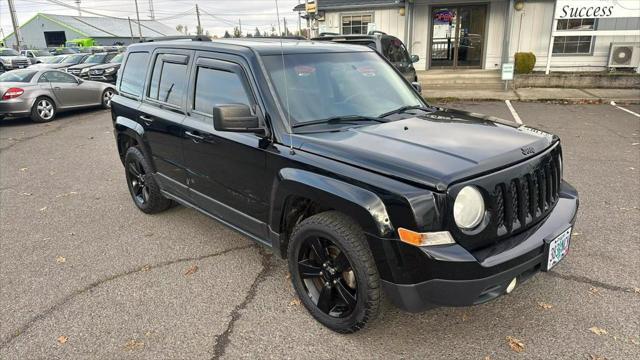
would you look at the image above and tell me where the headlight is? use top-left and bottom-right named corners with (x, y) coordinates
top-left (453, 186), bottom-right (485, 230)
top-left (0, 58), bottom-right (10, 64)
top-left (81, 67), bottom-right (89, 73)
top-left (104, 67), bottom-right (116, 73)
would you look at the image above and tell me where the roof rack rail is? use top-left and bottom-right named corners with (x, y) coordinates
top-left (318, 32), bottom-right (340, 37)
top-left (246, 36), bottom-right (307, 40)
top-left (367, 30), bottom-right (387, 36)
top-left (143, 35), bottom-right (211, 43)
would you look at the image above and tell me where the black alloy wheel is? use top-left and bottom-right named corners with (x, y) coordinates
top-left (297, 235), bottom-right (358, 317)
top-left (126, 157), bottom-right (149, 207)
top-left (123, 146), bottom-right (172, 214)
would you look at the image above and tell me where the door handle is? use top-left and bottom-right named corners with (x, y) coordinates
top-left (185, 130), bottom-right (205, 142)
top-left (139, 115), bottom-right (153, 125)
top-left (53, 86), bottom-right (61, 90)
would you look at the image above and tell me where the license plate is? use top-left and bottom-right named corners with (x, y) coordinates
top-left (545, 227), bottom-right (571, 270)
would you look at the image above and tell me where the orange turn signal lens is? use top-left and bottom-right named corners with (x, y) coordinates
top-left (398, 228), bottom-right (455, 247)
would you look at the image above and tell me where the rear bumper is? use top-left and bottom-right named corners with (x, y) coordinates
top-left (0, 99), bottom-right (32, 119)
top-left (378, 180), bottom-right (579, 312)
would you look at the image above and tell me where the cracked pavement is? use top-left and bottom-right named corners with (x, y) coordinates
top-left (0, 102), bottom-right (638, 359)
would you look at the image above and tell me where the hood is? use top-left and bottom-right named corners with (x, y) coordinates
top-left (295, 108), bottom-right (557, 190)
top-left (0, 55), bottom-right (28, 61)
top-left (88, 62), bottom-right (121, 70)
top-left (67, 63), bottom-right (97, 70)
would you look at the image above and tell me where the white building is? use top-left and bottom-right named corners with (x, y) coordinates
top-left (2, 13), bottom-right (180, 49)
top-left (295, 0), bottom-right (640, 72)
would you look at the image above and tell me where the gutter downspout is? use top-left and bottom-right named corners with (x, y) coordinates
top-left (501, 0), bottom-right (515, 65)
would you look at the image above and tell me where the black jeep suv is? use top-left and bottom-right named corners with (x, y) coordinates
top-left (313, 31), bottom-right (419, 83)
top-left (111, 38), bottom-right (578, 333)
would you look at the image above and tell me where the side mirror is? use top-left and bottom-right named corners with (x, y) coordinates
top-left (213, 104), bottom-right (262, 133)
top-left (410, 55), bottom-right (419, 63)
top-left (411, 82), bottom-right (422, 93)
top-left (77, 78), bottom-right (84, 85)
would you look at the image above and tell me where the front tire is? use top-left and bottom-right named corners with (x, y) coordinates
top-left (124, 146), bottom-right (171, 214)
top-left (288, 211), bottom-right (381, 333)
top-left (30, 97), bottom-right (56, 123)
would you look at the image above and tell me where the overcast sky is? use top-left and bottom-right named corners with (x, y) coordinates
top-left (1, 0), bottom-right (304, 40)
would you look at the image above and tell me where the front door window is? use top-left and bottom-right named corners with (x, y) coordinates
top-left (430, 5), bottom-right (486, 68)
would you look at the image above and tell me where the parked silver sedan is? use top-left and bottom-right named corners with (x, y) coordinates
top-left (0, 69), bottom-right (115, 122)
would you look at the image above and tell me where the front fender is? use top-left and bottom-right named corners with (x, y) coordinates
top-left (269, 168), bottom-right (394, 238)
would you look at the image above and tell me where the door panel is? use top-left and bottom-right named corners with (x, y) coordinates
top-left (182, 54), bottom-right (270, 239)
top-left (138, 102), bottom-right (189, 199)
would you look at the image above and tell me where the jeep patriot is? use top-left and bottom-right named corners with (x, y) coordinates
top-left (111, 38), bottom-right (579, 333)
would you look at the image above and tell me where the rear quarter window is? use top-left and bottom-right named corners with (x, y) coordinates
top-left (119, 52), bottom-right (150, 97)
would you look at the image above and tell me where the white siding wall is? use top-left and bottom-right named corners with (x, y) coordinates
top-left (510, 0), bottom-right (640, 72)
top-left (411, 0), bottom-right (507, 70)
top-left (319, 8), bottom-right (405, 41)
top-left (3, 15), bottom-right (84, 49)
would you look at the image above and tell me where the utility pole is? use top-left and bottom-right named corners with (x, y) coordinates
top-left (75, 0), bottom-right (82, 16)
top-left (283, 18), bottom-right (287, 36)
top-left (148, 0), bottom-right (155, 20)
top-left (297, 0), bottom-right (302, 36)
top-left (128, 17), bottom-right (135, 42)
top-left (7, 0), bottom-right (23, 49)
top-left (195, 4), bottom-right (202, 35)
top-left (134, 0), bottom-right (143, 41)
top-left (238, 19), bottom-right (242, 36)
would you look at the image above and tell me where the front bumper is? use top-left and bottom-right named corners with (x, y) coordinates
top-left (377, 180), bottom-right (579, 312)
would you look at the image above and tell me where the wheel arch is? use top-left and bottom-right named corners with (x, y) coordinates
top-left (270, 168), bottom-right (394, 258)
top-left (114, 116), bottom-right (154, 170)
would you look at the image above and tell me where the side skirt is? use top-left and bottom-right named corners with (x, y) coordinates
top-left (160, 190), bottom-right (274, 249)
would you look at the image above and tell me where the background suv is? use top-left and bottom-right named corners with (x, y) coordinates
top-left (313, 31), bottom-right (419, 82)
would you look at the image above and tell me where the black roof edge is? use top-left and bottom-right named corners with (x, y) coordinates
top-left (142, 35), bottom-right (211, 43)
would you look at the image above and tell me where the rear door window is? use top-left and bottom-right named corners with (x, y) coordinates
top-left (148, 54), bottom-right (189, 107)
top-left (120, 52), bottom-right (149, 97)
top-left (42, 71), bottom-right (77, 83)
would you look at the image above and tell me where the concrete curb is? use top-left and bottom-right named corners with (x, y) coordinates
top-left (423, 87), bottom-right (640, 104)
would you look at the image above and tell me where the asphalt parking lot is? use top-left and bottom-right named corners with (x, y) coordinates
top-left (0, 101), bottom-right (638, 359)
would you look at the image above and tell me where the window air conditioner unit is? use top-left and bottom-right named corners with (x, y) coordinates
top-left (607, 42), bottom-right (640, 69)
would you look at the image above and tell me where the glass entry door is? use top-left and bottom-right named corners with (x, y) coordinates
top-left (430, 4), bottom-right (487, 68)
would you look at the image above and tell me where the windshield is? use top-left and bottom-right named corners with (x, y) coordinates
top-left (43, 56), bottom-right (65, 64)
top-left (0, 70), bottom-right (37, 82)
top-left (62, 54), bottom-right (85, 63)
top-left (33, 50), bottom-right (51, 56)
top-left (110, 53), bottom-right (124, 63)
top-left (84, 54), bottom-right (107, 63)
top-left (0, 49), bottom-right (20, 56)
top-left (262, 52), bottom-right (424, 127)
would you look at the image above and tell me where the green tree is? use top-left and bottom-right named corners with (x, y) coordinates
top-left (233, 26), bottom-right (242, 38)
top-left (223, 30), bottom-right (231, 38)
top-left (254, 27), bottom-right (261, 37)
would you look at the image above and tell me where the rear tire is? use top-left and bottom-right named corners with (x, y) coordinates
top-left (288, 211), bottom-right (381, 333)
top-left (30, 97), bottom-right (56, 123)
top-left (101, 88), bottom-right (115, 109)
top-left (124, 146), bottom-right (171, 214)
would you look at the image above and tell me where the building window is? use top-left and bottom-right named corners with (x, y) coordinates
top-left (341, 14), bottom-right (372, 35)
top-left (553, 18), bottom-right (595, 55)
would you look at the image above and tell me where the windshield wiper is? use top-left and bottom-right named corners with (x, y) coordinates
top-left (292, 115), bottom-right (386, 129)
top-left (378, 105), bottom-right (433, 118)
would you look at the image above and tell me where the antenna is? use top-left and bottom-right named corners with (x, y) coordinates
top-left (274, 0), bottom-right (295, 155)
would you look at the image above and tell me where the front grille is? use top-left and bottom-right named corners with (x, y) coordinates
top-left (11, 59), bottom-right (29, 68)
top-left (446, 144), bottom-right (562, 251)
top-left (492, 152), bottom-right (561, 238)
